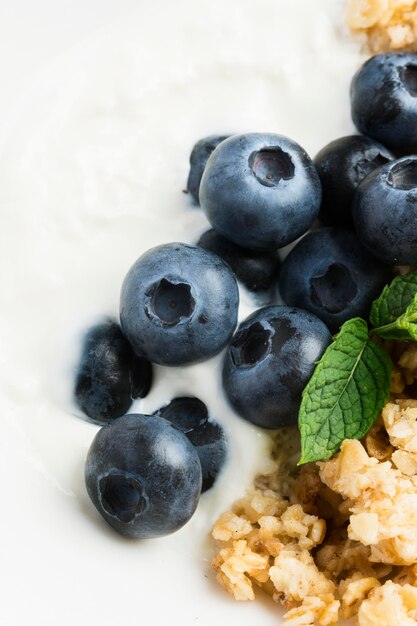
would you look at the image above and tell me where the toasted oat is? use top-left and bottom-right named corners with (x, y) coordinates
top-left (382, 401), bottom-right (417, 474)
top-left (283, 594), bottom-right (340, 626)
top-left (364, 416), bottom-right (394, 462)
top-left (347, 0), bottom-right (417, 52)
top-left (212, 539), bottom-right (270, 601)
top-left (212, 342), bottom-right (417, 624)
top-left (319, 440), bottom-right (417, 566)
top-left (357, 580), bottom-right (417, 625)
top-left (338, 573), bottom-right (380, 620)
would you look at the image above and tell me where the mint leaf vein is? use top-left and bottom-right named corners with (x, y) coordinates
top-left (298, 318), bottom-right (392, 464)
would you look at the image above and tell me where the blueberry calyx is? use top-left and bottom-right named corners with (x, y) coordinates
top-left (200, 133), bottom-right (320, 250)
top-left (222, 306), bottom-right (331, 429)
top-left (249, 147), bottom-right (295, 187)
top-left (350, 53), bottom-right (417, 152)
top-left (310, 263), bottom-right (358, 315)
top-left (399, 64), bottom-right (417, 97)
top-left (387, 159), bottom-right (417, 190)
top-left (120, 243), bottom-right (239, 365)
top-left (146, 278), bottom-right (195, 326)
top-left (230, 322), bottom-right (272, 368)
top-left (98, 470), bottom-right (149, 524)
top-left (354, 150), bottom-right (391, 181)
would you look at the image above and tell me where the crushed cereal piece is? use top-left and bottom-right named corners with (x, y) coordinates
top-left (283, 595), bottom-right (340, 626)
top-left (393, 563), bottom-right (417, 586)
top-left (364, 416), bottom-right (394, 461)
top-left (212, 539), bottom-right (270, 601)
top-left (347, 0), bottom-right (417, 52)
top-left (383, 401), bottom-right (417, 454)
top-left (269, 548), bottom-right (336, 604)
top-left (320, 440), bottom-right (417, 565)
top-left (357, 580), bottom-right (417, 625)
top-left (212, 511), bottom-right (252, 542)
top-left (392, 449), bottom-right (417, 475)
top-left (339, 574), bottom-right (380, 620)
top-left (212, 342), bottom-right (417, 623)
top-left (280, 504), bottom-right (326, 550)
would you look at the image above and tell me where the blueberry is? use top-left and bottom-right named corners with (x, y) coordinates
top-left (279, 228), bottom-right (391, 333)
top-left (187, 421), bottom-right (227, 493)
top-left (74, 320), bottom-right (153, 425)
top-left (197, 229), bottom-right (280, 296)
top-left (314, 135), bottom-right (394, 230)
top-left (353, 156), bottom-right (417, 265)
top-left (222, 306), bottom-right (331, 429)
top-left (154, 396), bottom-right (208, 433)
top-left (199, 133), bottom-right (322, 250)
top-left (187, 135), bottom-right (229, 204)
top-left (154, 396), bottom-right (227, 492)
top-left (351, 53), bottom-right (417, 153)
top-left (85, 414), bottom-right (202, 538)
top-left (120, 243), bottom-right (239, 365)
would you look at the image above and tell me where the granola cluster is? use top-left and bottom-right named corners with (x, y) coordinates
top-left (211, 343), bottom-right (417, 624)
top-left (347, 0), bottom-right (417, 52)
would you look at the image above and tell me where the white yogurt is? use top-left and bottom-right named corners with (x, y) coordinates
top-left (0, 1), bottom-right (363, 624)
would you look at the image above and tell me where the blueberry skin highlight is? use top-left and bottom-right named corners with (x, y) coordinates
top-left (120, 243), bottom-right (239, 365)
top-left (85, 414), bottom-right (202, 538)
top-left (314, 135), bottom-right (394, 230)
top-left (74, 320), bottom-right (152, 426)
top-left (279, 228), bottom-right (391, 333)
top-left (353, 156), bottom-right (417, 265)
top-left (199, 133), bottom-right (322, 251)
top-left (222, 306), bottom-right (331, 429)
top-left (351, 53), bottom-right (417, 153)
top-left (197, 229), bottom-right (280, 294)
top-left (187, 135), bottom-right (229, 205)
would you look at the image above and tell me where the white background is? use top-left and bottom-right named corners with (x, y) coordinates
top-left (0, 3), bottom-right (281, 625)
top-left (0, 2), bottom-right (355, 625)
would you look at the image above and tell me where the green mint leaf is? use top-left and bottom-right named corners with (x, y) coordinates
top-left (370, 270), bottom-right (417, 330)
top-left (298, 318), bottom-right (392, 464)
top-left (371, 293), bottom-right (417, 341)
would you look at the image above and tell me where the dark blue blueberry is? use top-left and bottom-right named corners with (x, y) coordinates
top-left (279, 228), bottom-right (391, 333)
top-left (314, 135), bottom-right (394, 230)
top-left (351, 53), bottom-right (417, 153)
top-left (85, 413), bottom-right (202, 538)
top-left (187, 135), bottom-right (229, 204)
top-left (197, 229), bottom-right (280, 296)
top-left (154, 396), bottom-right (226, 492)
top-left (131, 356), bottom-right (153, 400)
top-left (120, 243), bottom-right (239, 365)
top-left (353, 156), bottom-right (417, 265)
top-left (187, 421), bottom-right (227, 493)
top-left (154, 396), bottom-right (208, 433)
top-left (199, 133), bottom-right (322, 250)
top-left (222, 306), bottom-right (331, 429)
top-left (74, 320), bottom-right (153, 426)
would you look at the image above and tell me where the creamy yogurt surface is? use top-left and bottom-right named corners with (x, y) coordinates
top-left (0, 1), bottom-right (363, 624)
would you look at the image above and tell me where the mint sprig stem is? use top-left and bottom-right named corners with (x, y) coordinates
top-left (299, 269), bottom-right (417, 464)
